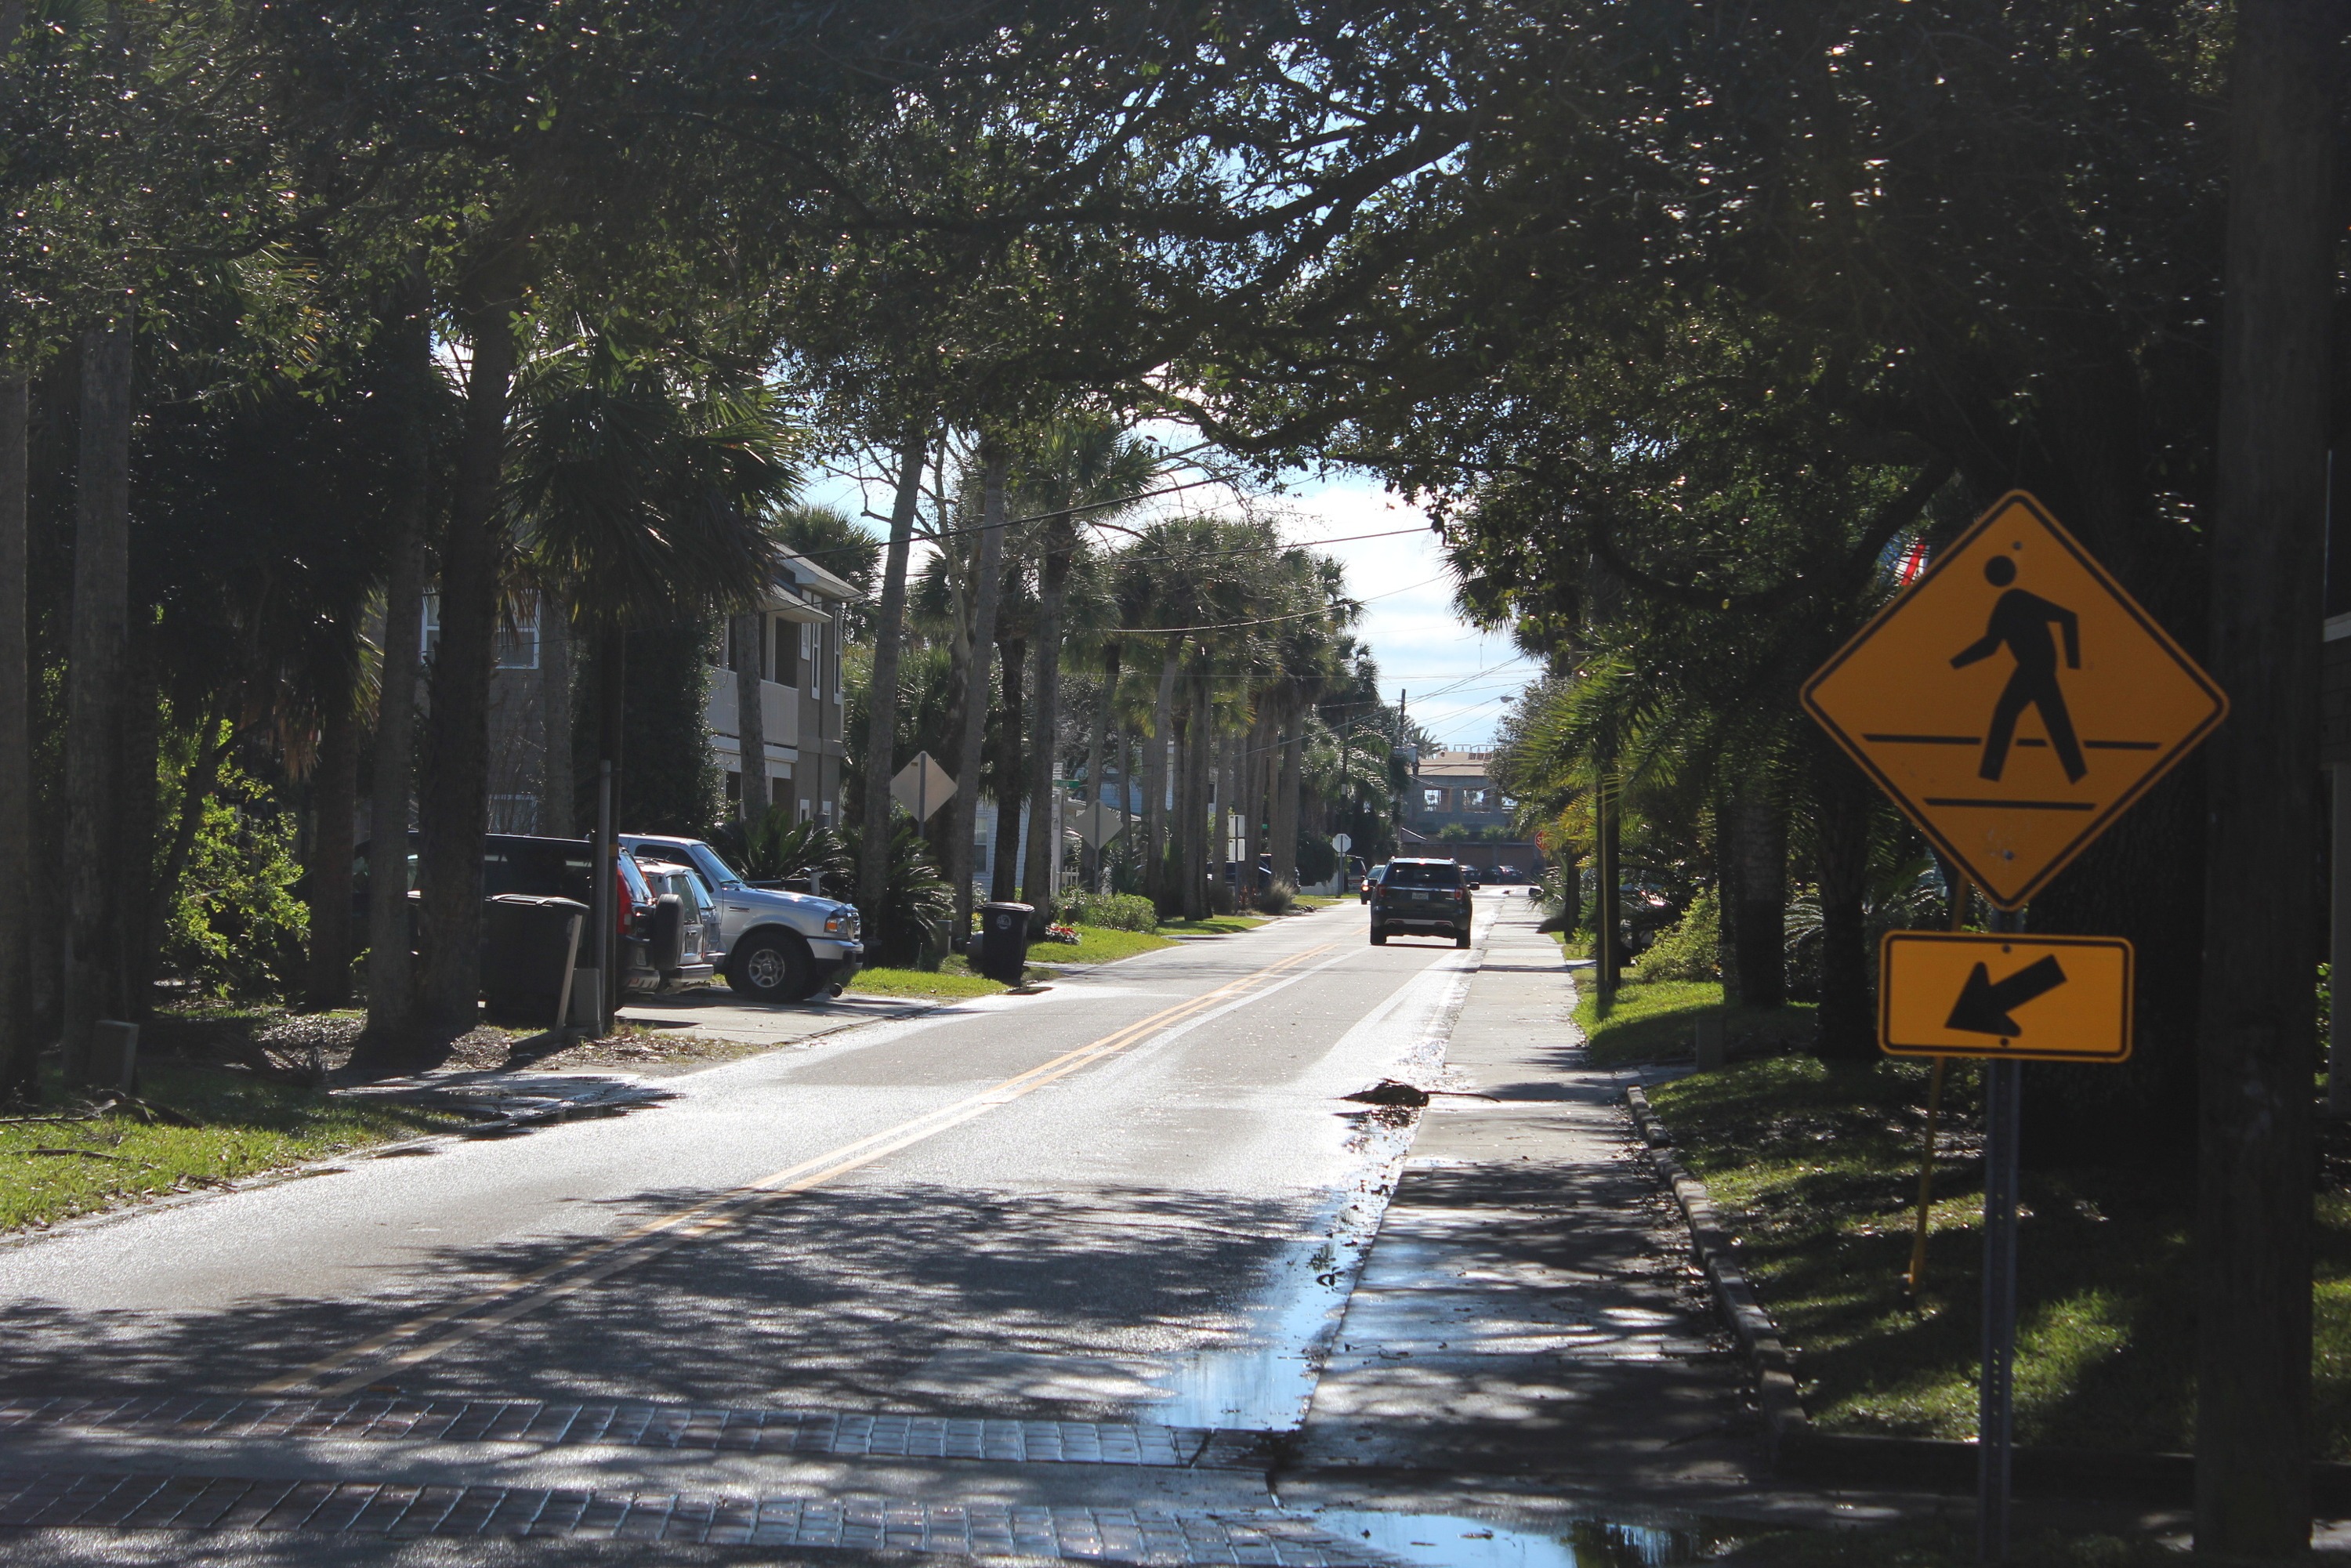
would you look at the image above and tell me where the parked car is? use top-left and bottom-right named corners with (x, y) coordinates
top-left (1368, 858), bottom-right (1473, 948)
top-left (1359, 863), bottom-right (1387, 904)
top-left (1494, 864), bottom-right (1522, 883)
top-left (621, 833), bottom-right (864, 1003)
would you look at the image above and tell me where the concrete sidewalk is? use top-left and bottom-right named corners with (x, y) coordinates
top-left (1293, 904), bottom-right (1769, 1515)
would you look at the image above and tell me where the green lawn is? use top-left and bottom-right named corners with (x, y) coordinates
top-left (1029, 925), bottom-right (1177, 966)
top-left (1648, 1056), bottom-right (2351, 1458)
top-left (1573, 975), bottom-right (1817, 1067)
top-left (847, 966), bottom-right (1007, 1001)
top-left (1157, 915), bottom-right (1268, 936)
top-left (0, 1063), bottom-right (468, 1233)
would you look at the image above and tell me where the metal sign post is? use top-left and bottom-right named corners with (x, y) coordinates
top-left (1980, 1031), bottom-right (2022, 1561)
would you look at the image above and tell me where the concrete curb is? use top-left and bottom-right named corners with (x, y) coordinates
top-left (1623, 1084), bottom-right (1809, 1465)
top-left (1626, 1084), bottom-right (2351, 1508)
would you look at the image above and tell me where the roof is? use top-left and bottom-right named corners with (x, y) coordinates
top-left (777, 550), bottom-right (862, 603)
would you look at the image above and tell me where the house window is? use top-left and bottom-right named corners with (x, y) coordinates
top-left (1423, 788), bottom-right (1448, 810)
top-left (1464, 788), bottom-right (1491, 809)
top-left (773, 617), bottom-right (801, 689)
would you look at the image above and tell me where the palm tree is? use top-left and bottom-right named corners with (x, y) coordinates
top-left (1010, 418), bottom-right (1161, 928)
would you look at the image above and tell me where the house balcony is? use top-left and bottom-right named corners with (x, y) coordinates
top-left (705, 670), bottom-right (800, 768)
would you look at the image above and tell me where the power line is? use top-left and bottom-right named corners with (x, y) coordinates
top-left (1105, 574), bottom-right (1446, 636)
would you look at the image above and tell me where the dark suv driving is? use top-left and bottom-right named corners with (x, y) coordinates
top-left (1369, 857), bottom-right (1473, 948)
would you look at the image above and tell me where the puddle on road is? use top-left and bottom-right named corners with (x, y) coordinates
top-left (1147, 1076), bottom-right (1429, 1430)
top-left (1302, 1508), bottom-right (1733, 1568)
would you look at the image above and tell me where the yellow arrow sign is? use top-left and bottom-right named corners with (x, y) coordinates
top-left (1878, 932), bottom-right (2133, 1063)
top-left (1802, 492), bottom-right (2225, 910)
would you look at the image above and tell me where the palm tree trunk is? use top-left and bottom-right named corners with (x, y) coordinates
top-left (731, 609), bottom-right (766, 824)
top-left (857, 433), bottom-right (926, 926)
top-left (416, 279), bottom-right (523, 1041)
top-left (1243, 702), bottom-right (1272, 882)
top-left (63, 324), bottom-right (132, 1086)
top-left (991, 636), bottom-right (1027, 905)
top-left (0, 369), bottom-right (30, 1102)
top-left (943, 450), bottom-right (1008, 938)
top-left (1270, 692), bottom-right (1303, 893)
top-left (1021, 515), bottom-right (1076, 927)
top-left (1181, 671), bottom-right (1211, 920)
top-left (1143, 641), bottom-right (1179, 911)
top-left (360, 302), bottom-right (430, 1052)
top-left (303, 701), bottom-right (360, 1009)
top-left (1112, 725), bottom-right (1133, 893)
top-left (540, 598), bottom-right (573, 836)
top-left (1079, 645), bottom-right (1119, 892)
top-left (1221, 727), bottom-right (1241, 895)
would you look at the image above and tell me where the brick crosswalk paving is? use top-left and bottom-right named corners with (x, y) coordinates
top-left (0, 1392), bottom-right (1267, 1470)
top-left (0, 1470), bottom-right (1378, 1565)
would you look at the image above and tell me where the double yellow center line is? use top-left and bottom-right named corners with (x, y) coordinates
top-left (260, 941), bottom-right (1339, 1397)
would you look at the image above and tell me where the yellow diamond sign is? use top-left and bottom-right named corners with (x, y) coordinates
top-left (1802, 491), bottom-right (2226, 910)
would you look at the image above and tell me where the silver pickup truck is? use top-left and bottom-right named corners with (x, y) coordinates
top-left (621, 834), bottom-right (863, 1002)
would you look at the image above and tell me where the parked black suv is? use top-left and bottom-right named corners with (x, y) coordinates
top-left (1368, 858), bottom-right (1473, 948)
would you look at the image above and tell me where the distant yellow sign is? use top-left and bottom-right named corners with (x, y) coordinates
top-left (1879, 932), bottom-right (2133, 1063)
top-left (1802, 492), bottom-right (2226, 910)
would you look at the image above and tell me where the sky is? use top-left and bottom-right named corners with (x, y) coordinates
top-left (801, 455), bottom-right (1544, 753)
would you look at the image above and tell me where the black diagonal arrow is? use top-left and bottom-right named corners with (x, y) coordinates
top-left (1944, 954), bottom-right (2068, 1037)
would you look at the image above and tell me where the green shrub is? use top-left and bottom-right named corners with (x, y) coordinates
top-left (163, 764), bottom-right (309, 1001)
top-left (712, 813), bottom-right (848, 891)
top-left (1254, 879), bottom-right (1295, 915)
top-left (839, 820), bottom-right (955, 967)
top-left (1635, 889), bottom-right (1720, 983)
top-left (1058, 889), bottom-right (1157, 932)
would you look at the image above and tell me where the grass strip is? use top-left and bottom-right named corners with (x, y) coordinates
top-left (1029, 925), bottom-right (1179, 966)
top-left (1157, 916), bottom-right (1268, 936)
top-left (0, 1063), bottom-right (469, 1233)
top-left (1647, 1056), bottom-right (2351, 1458)
top-left (1573, 975), bottom-right (1817, 1067)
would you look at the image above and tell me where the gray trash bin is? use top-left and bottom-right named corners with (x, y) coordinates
top-left (976, 901), bottom-right (1034, 986)
top-left (481, 894), bottom-right (589, 1022)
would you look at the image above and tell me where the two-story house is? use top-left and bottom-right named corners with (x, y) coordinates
top-left (459, 548), bottom-right (862, 838)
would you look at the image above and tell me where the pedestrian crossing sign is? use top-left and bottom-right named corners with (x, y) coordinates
top-left (1802, 491), bottom-right (2226, 910)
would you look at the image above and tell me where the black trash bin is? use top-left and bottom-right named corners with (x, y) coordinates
top-left (976, 901), bottom-right (1034, 986)
top-left (481, 894), bottom-right (589, 1022)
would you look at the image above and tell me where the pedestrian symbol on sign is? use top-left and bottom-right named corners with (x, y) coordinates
top-left (1949, 555), bottom-right (2085, 784)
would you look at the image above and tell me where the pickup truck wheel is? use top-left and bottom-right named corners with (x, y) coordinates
top-left (728, 930), bottom-right (815, 1003)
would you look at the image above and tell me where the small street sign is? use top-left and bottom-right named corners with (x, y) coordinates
top-left (1879, 932), bottom-right (2134, 1063)
top-left (889, 752), bottom-right (956, 823)
top-left (1802, 491), bottom-right (2226, 910)
top-left (1068, 801), bottom-right (1128, 849)
top-left (1331, 832), bottom-right (1353, 853)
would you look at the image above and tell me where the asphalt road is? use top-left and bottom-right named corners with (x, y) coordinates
top-left (0, 902), bottom-right (1480, 1432)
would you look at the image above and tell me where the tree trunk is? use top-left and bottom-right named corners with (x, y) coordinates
top-left (1220, 726), bottom-right (1241, 893)
top-left (540, 597), bottom-right (573, 837)
top-left (1729, 791), bottom-right (1788, 1008)
top-left (857, 433), bottom-right (926, 927)
top-left (1271, 692), bottom-right (1304, 892)
top-left (359, 299), bottom-right (430, 1056)
top-left (63, 324), bottom-right (131, 1086)
top-left (1022, 514), bottom-right (1076, 928)
top-left (594, 623), bottom-right (625, 1017)
top-left (1143, 641), bottom-right (1179, 911)
top-left (1079, 645), bottom-right (1119, 893)
top-left (1808, 738), bottom-right (1874, 1062)
top-left (415, 281), bottom-right (522, 1041)
top-left (943, 450), bottom-right (1007, 938)
top-left (1179, 675), bottom-right (1208, 920)
top-left (1595, 775), bottom-right (1619, 1005)
top-left (1715, 801), bottom-right (1743, 1001)
top-left (303, 701), bottom-right (360, 1009)
top-left (1112, 725), bottom-right (1133, 893)
top-left (731, 608), bottom-right (766, 825)
top-left (991, 637), bottom-right (1027, 906)
top-left (1243, 702), bottom-right (1272, 883)
top-left (114, 625), bottom-right (160, 1020)
top-left (2193, 2), bottom-right (2336, 1549)
top-left (0, 370), bottom-right (29, 1102)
